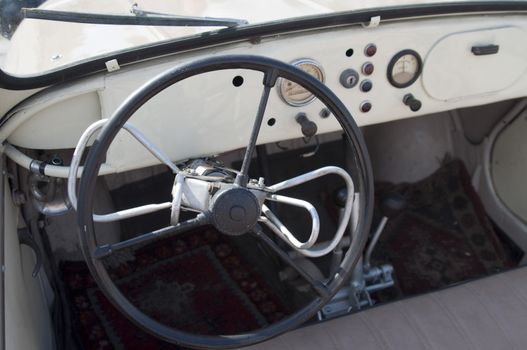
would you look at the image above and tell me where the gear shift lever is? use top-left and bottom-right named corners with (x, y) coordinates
top-left (363, 193), bottom-right (406, 271)
top-left (380, 193), bottom-right (407, 219)
top-left (322, 191), bottom-right (405, 317)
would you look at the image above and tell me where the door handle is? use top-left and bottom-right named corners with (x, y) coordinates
top-left (471, 44), bottom-right (499, 56)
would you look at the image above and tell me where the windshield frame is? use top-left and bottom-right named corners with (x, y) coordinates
top-left (1, 1), bottom-right (526, 90)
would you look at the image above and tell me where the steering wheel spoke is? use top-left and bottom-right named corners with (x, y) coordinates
top-left (251, 225), bottom-right (330, 298)
top-left (123, 123), bottom-right (180, 173)
top-left (92, 213), bottom-right (209, 259)
top-left (235, 68), bottom-right (279, 187)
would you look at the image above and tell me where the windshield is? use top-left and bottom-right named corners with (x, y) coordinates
top-left (0, 0), bottom-right (499, 77)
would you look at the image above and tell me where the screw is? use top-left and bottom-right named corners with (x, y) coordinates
top-left (319, 108), bottom-right (330, 119)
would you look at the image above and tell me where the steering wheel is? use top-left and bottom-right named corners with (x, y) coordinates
top-left (76, 55), bottom-right (374, 349)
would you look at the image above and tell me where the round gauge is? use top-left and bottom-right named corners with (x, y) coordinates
top-left (279, 58), bottom-right (324, 107)
top-left (387, 50), bottom-right (423, 88)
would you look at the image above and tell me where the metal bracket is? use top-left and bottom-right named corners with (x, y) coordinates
top-left (362, 15), bottom-right (381, 28)
top-left (320, 263), bottom-right (394, 320)
top-left (105, 59), bottom-right (120, 72)
top-left (17, 228), bottom-right (42, 278)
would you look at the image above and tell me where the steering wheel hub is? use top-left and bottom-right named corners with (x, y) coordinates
top-left (211, 187), bottom-right (260, 235)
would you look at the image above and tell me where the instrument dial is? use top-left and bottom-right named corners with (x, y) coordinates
top-left (387, 50), bottom-right (422, 88)
top-left (279, 59), bottom-right (324, 107)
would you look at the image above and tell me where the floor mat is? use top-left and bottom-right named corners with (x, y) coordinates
top-left (372, 159), bottom-right (514, 298)
top-left (61, 229), bottom-right (288, 350)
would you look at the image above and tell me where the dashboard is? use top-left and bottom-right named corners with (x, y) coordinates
top-left (2, 14), bottom-right (527, 174)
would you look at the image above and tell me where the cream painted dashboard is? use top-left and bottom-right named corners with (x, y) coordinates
top-left (2, 14), bottom-right (527, 174)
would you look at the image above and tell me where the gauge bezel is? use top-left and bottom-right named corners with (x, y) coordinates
top-left (278, 58), bottom-right (325, 107)
top-left (387, 49), bottom-right (423, 89)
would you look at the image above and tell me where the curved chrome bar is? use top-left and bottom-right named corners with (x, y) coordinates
top-left (68, 119), bottom-right (105, 211)
top-left (68, 119), bottom-right (180, 222)
top-left (94, 203), bottom-right (173, 223)
top-left (260, 196), bottom-right (320, 249)
top-left (170, 173), bottom-right (185, 225)
top-left (263, 166), bottom-right (355, 258)
top-left (268, 166), bottom-right (351, 192)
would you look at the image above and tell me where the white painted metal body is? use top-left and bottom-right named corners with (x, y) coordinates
top-left (2, 0), bottom-right (464, 76)
top-left (3, 15), bottom-right (527, 176)
top-left (1, 2), bottom-right (527, 350)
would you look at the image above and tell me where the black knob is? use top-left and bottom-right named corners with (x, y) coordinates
top-left (403, 94), bottom-right (422, 112)
top-left (295, 113), bottom-right (318, 138)
top-left (380, 193), bottom-right (406, 219)
top-left (334, 187), bottom-right (348, 208)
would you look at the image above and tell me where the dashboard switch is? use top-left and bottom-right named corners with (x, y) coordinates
top-left (365, 44), bottom-right (377, 57)
top-left (362, 62), bottom-right (374, 75)
top-left (360, 80), bottom-right (372, 92)
top-left (403, 94), bottom-right (422, 112)
top-left (340, 69), bottom-right (359, 88)
top-left (360, 101), bottom-right (372, 113)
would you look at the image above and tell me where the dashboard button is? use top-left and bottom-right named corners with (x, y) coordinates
top-left (360, 80), bottom-right (373, 92)
top-left (362, 62), bottom-right (374, 75)
top-left (360, 101), bottom-right (372, 113)
top-left (365, 44), bottom-right (377, 57)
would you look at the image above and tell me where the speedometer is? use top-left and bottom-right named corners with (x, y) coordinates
top-left (278, 58), bottom-right (324, 107)
top-left (387, 50), bottom-right (422, 88)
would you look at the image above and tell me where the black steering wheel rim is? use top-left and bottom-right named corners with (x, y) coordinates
top-left (77, 54), bottom-right (374, 349)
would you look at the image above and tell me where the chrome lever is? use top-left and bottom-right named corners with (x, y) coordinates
top-left (260, 197), bottom-right (320, 250)
top-left (262, 166), bottom-right (356, 258)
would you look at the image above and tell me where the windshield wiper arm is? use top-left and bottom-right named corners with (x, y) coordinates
top-left (21, 7), bottom-right (248, 28)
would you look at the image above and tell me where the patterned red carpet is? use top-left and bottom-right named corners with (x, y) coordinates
top-left (372, 160), bottom-right (514, 297)
top-left (62, 158), bottom-right (516, 348)
top-left (61, 229), bottom-right (288, 350)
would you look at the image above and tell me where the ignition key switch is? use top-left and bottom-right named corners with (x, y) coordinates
top-left (340, 69), bottom-right (360, 89)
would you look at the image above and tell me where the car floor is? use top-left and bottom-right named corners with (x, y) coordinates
top-left (362, 109), bottom-right (521, 299)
